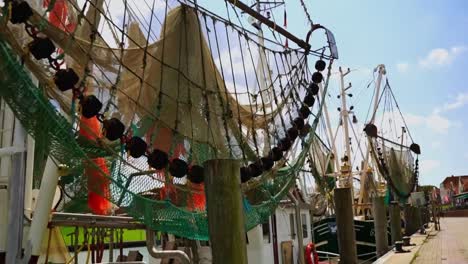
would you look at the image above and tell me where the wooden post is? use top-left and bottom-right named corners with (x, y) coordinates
top-left (204, 159), bottom-right (247, 264)
top-left (372, 196), bottom-right (388, 256)
top-left (403, 203), bottom-right (412, 236)
top-left (389, 201), bottom-right (402, 244)
top-left (415, 207), bottom-right (422, 230)
top-left (334, 187), bottom-right (357, 264)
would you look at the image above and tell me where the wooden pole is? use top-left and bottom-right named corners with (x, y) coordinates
top-left (204, 159), bottom-right (247, 264)
top-left (372, 196), bottom-right (388, 256)
top-left (334, 187), bottom-right (357, 264)
top-left (389, 201), bottom-right (402, 244)
top-left (403, 203), bottom-right (411, 236)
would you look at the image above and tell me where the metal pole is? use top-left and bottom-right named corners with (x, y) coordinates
top-left (204, 159), bottom-right (247, 264)
top-left (146, 228), bottom-right (190, 264)
top-left (5, 118), bottom-right (26, 264)
top-left (25, 158), bottom-right (60, 263)
top-left (5, 152), bottom-right (26, 264)
top-left (0, 103), bottom-right (14, 261)
top-left (24, 135), bottom-right (35, 220)
top-left (334, 187), bottom-right (357, 264)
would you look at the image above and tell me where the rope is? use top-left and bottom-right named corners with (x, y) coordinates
top-left (298, 0), bottom-right (313, 26)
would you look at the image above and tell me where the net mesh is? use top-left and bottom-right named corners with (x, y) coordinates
top-left (370, 138), bottom-right (416, 199)
top-left (0, 0), bottom-right (334, 240)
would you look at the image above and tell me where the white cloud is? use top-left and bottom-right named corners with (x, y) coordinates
top-left (396, 62), bottom-right (409, 73)
top-left (420, 159), bottom-right (441, 174)
top-left (434, 92), bottom-right (468, 114)
top-left (426, 113), bottom-right (451, 134)
top-left (378, 111), bottom-right (452, 135)
top-left (419, 46), bottom-right (467, 68)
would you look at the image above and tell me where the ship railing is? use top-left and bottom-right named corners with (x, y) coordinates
top-left (316, 250), bottom-right (340, 262)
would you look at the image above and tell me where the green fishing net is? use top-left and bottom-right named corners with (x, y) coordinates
top-left (0, 37), bottom-right (329, 240)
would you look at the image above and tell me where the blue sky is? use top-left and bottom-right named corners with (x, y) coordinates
top-left (195, 0), bottom-right (468, 186)
top-left (299, 0), bottom-right (468, 187)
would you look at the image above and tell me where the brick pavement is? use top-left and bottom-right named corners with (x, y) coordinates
top-left (412, 217), bottom-right (468, 264)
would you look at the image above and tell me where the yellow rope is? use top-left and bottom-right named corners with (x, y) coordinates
top-left (65, 233), bottom-right (89, 264)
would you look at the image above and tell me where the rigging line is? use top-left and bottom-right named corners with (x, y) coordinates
top-left (103, 0), bottom-right (121, 45)
top-left (262, 46), bottom-right (286, 148)
top-left (70, 0), bottom-right (300, 100)
top-left (105, 0), bottom-right (128, 114)
top-left (375, 135), bottom-right (410, 150)
top-left (267, 7), bottom-right (284, 48)
top-left (63, 1), bottom-right (217, 94)
top-left (255, 42), bottom-right (276, 154)
top-left (274, 53), bottom-right (295, 127)
top-left (389, 88), bottom-right (399, 140)
top-left (39, 2), bottom-right (310, 158)
top-left (281, 51), bottom-right (304, 113)
top-left (361, 70), bottom-right (377, 123)
top-left (386, 79), bottom-right (414, 142)
top-left (173, 6), bottom-right (184, 133)
top-left (212, 18), bottom-right (247, 160)
top-left (256, 58), bottom-right (274, 154)
top-left (141, 0), bottom-right (165, 26)
top-left (191, 0), bottom-right (311, 54)
top-left (235, 25), bottom-right (261, 156)
top-left (348, 116), bottom-right (366, 167)
top-left (196, 0), bottom-right (293, 50)
top-left (298, 0), bottom-right (313, 26)
top-left (194, 11), bottom-right (223, 157)
top-left (202, 14), bottom-right (233, 156)
top-left (268, 54), bottom-right (287, 136)
top-left (130, 0), bottom-right (159, 126)
top-left (126, 4), bottom-right (159, 41)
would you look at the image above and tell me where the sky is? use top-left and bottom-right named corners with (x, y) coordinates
top-left (193, 0), bottom-right (468, 187)
top-left (302, 1), bottom-right (468, 187)
top-left (87, 0), bottom-right (468, 187)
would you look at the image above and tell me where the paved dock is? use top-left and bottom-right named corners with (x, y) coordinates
top-left (412, 217), bottom-right (468, 264)
top-left (374, 217), bottom-right (468, 264)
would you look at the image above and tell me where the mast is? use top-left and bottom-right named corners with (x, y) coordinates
top-left (320, 83), bottom-right (340, 172)
top-left (363, 64), bottom-right (385, 183)
top-left (338, 67), bottom-right (352, 188)
top-left (357, 65), bottom-right (385, 214)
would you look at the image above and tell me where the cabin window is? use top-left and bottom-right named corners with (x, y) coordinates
top-left (301, 214), bottom-right (308, 238)
top-left (289, 213), bottom-right (296, 239)
top-left (262, 219), bottom-right (271, 243)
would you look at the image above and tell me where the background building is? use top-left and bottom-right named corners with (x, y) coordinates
top-left (439, 175), bottom-right (468, 204)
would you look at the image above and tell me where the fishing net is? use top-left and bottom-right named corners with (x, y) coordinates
top-left (367, 80), bottom-right (419, 199)
top-left (0, 0), bottom-right (336, 240)
top-left (370, 139), bottom-right (416, 199)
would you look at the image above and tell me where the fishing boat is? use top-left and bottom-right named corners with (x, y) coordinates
top-left (0, 0), bottom-right (421, 263)
top-left (0, 0), bottom-right (342, 263)
top-left (310, 64), bottom-right (421, 262)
